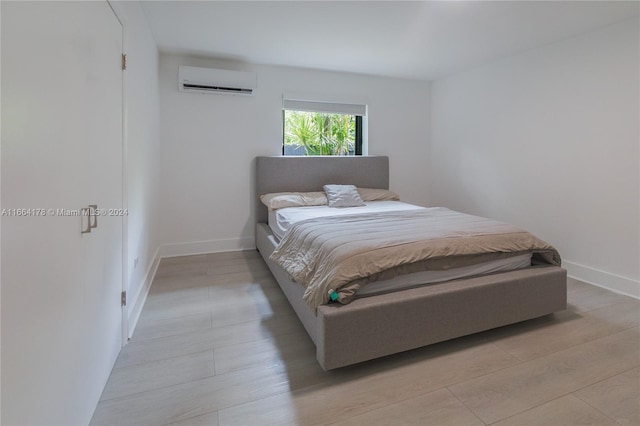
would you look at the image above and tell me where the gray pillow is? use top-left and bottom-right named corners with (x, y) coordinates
top-left (323, 184), bottom-right (366, 208)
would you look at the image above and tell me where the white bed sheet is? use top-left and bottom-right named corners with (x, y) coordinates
top-left (266, 201), bottom-right (533, 298)
top-left (268, 201), bottom-right (425, 240)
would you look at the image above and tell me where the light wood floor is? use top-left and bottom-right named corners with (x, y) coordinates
top-left (92, 250), bottom-right (640, 426)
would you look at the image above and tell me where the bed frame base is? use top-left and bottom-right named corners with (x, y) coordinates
top-left (256, 223), bottom-right (567, 370)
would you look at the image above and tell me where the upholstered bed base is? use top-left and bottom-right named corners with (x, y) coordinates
top-left (256, 223), bottom-right (566, 370)
top-left (254, 156), bottom-right (567, 370)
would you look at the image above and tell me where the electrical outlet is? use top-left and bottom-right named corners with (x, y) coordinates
top-left (134, 257), bottom-right (139, 269)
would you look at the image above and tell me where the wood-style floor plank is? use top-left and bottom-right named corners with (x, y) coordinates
top-left (141, 280), bottom-right (285, 322)
top-left (489, 299), bottom-right (640, 361)
top-left (574, 367), bottom-right (640, 425)
top-left (100, 350), bottom-right (215, 401)
top-left (214, 331), bottom-right (315, 375)
top-left (217, 340), bottom-right (520, 426)
top-left (168, 411), bottom-right (220, 426)
top-left (92, 358), bottom-right (317, 425)
top-left (134, 311), bottom-right (213, 342)
top-left (114, 312), bottom-right (303, 369)
top-left (567, 281), bottom-right (633, 313)
top-left (492, 394), bottom-right (617, 426)
top-left (329, 388), bottom-right (484, 426)
top-left (92, 250), bottom-right (640, 426)
top-left (448, 327), bottom-right (640, 424)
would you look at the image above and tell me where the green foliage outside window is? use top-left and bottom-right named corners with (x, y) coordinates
top-left (284, 111), bottom-right (355, 155)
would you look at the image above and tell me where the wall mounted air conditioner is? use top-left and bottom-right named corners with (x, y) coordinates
top-left (178, 66), bottom-right (257, 96)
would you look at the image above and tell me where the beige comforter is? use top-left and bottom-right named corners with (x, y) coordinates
top-left (269, 207), bottom-right (561, 309)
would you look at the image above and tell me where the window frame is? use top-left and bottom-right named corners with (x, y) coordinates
top-left (355, 115), bottom-right (363, 156)
top-left (282, 97), bottom-right (367, 157)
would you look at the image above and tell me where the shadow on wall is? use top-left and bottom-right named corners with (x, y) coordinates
top-left (246, 157), bottom-right (260, 250)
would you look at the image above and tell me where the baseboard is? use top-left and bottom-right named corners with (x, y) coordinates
top-left (127, 246), bottom-right (161, 338)
top-left (563, 260), bottom-right (639, 299)
top-left (158, 236), bottom-right (255, 258)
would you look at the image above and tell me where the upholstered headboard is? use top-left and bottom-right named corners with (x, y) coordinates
top-left (255, 156), bottom-right (389, 223)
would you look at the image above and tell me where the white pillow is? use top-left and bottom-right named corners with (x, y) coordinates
top-left (260, 192), bottom-right (328, 210)
top-left (323, 184), bottom-right (366, 208)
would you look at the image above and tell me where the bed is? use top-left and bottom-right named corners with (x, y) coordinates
top-left (255, 155), bottom-right (567, 370)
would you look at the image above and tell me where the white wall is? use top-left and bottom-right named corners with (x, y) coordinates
top-left (430, 18), bottom-right (640, 297)
top-left (157, 54), bottom-right (430, 255)
top-left (111, 1), bottom-right (162, 335)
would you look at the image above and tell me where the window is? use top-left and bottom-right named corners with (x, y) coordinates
top-left (282, 98), bottom-right (366, 156)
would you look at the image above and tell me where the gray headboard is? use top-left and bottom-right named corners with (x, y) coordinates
top-left (255, 156), bottom-right (389, 223)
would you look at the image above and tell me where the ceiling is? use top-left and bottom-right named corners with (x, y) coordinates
top-left (141, 1), bottom-right (639, 81)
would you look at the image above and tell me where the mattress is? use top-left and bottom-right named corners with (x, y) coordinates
top-left (268, 201), bottom-right (424, 240)
top-left (264, 201), bottom-right (533, 299)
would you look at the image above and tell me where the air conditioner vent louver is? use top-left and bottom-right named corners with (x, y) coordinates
top-left (178, 66), bottom-right (256, 96)
top-left (182, 84), bottom-right (253, 95)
